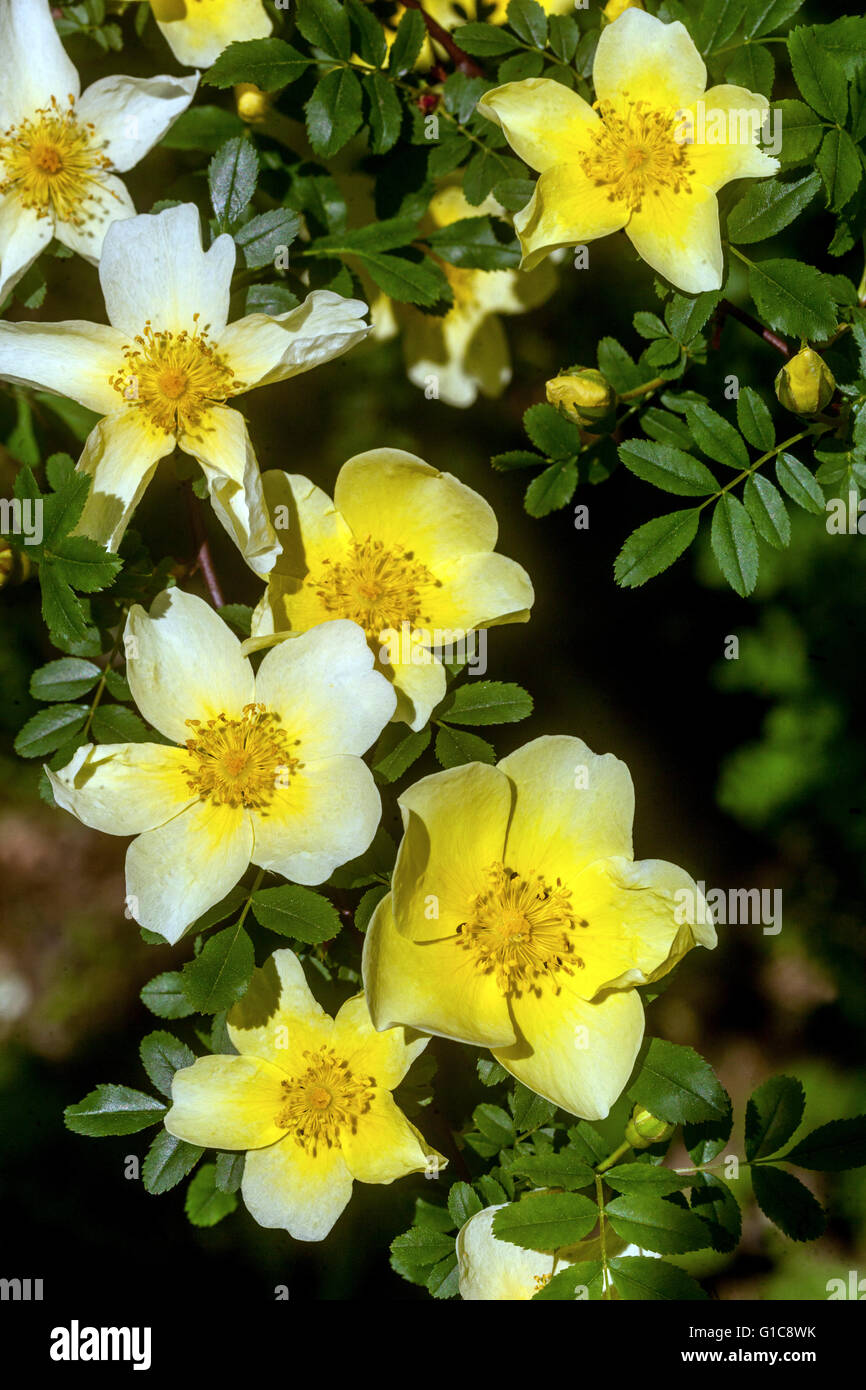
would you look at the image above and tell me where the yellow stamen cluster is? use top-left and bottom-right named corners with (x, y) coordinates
top-left (581, 100), bottom-right (694, 212)
top-left (110, 316), bottom-right (242, 436)
top-left (184, 703), bottom-right (299, 810)
top-left (315, 536), bottom-right (441, 641)
top-left (458, 862), bottom-right (587, 995)
top-left (0, 96), bottom-right (114, 228)
top-left (275, 1047), bottom-right (376, 1155)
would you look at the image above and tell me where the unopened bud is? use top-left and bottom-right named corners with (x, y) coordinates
top-left (624, 1105), bottom-right (675, 1149)
top-left (775, 347), bottom-right (835, 415)
top-left (235, 84), bottom-right (272, 124)
top-left (0, 543), bottom-right (30, 588)
top-left (546, 366), bottom-right (617, 429)
top-left (603, 0), bottom-right (645, 23)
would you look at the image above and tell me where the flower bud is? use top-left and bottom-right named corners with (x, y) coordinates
top-left (775, 347), bottom-right (836, 415)
top-left (603, 0), bottom-right (645, 23)
top-left (0, 543), bottom-right (31, 588)
top-left (624, 1105), bottom-right (675, 1149)
top-left (546, 367), bottom-right (617, 429)
top-left (235, 84), bottom-right (272, 124)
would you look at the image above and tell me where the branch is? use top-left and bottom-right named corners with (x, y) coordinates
top-left (401, 0), bottom-right (484, 78)
top-left (184, 482), bottom-right (225, 609)
top-left (712, 298), bottom-right (791, 358)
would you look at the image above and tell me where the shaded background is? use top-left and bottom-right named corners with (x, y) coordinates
top-left (1, 4), bottom-right (865, 1303)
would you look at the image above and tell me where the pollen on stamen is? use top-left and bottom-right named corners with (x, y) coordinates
top-left (0, 95), bottom-right (115, 229)
top-left (109, 321), bottom-right (244, 436)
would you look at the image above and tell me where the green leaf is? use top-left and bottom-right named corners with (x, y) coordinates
top-left (91, 706), bottom-right (151, 744)
top-left (462, 147), bottom-right (525, 207)
top-left (181, 923), bottom-right (255, 1013)
top-left (788, 26), bottom-right (847, 123)
top-left (492, 1192), bottom-right (599, 1251)
top-left (142, 1130), bottom-right (203, 1195)
top-left (347, 0), bottom-right (387, 66)
top-left (532, 1260), bottom-right (606, 1300)
top-left (252, 884), bottom-right (342, 943)
top-left (49, 535), bottom-right (123, 593)
top-left (245, 283), bottom-right (300, 316)
top-left (630, 1039), bottom-right (730, 1125)
top-left (14, 703), bottom-right (87, 758)
top-left (372, 723), bottom-right (431, 782)
top-left (40, 566), bottom-right (90, 645)
top-left (737, 386), bottom-right (775, 451)
top-left (775, 451), bottom-right (825, 513)
top-left (605, 1193), bottom-right (711, 1254)
top-left (452, 22), bottom-right (520, 56)
top-left (161, 105), bottom-right (245, 151)
top-left (295, 0), bottom-right (351, 59)
top-left (685, 402), bottom-right (750, 469)
top-left (510, 1082), bottom-right (556, 1130)
top-left (724, 42), bottom-right (774, 95)
top-left (185, 1163), bottom-right (238, 1227)
top-left (691, 1171), bottom-right (742, 1252)
top-left (140, 1031), bottom-right (196, 1099)
top-left (603, 1164), bottom-right (692, 1196)
top-left (448, 1182), bottom-right (483, 1226)
top-left (208, 137), bottom-right (257, 228)
top-left (234, 209), bottom-right (300, 268)
top-left (41, 472), bottom-right (91, 545)
top-left (525, 460), bottom-right (578, 516)
top-left (473, 1102), bottom-right (515, 1148)
top-left (784, 1116), bottom-right (866, 1170)
top-left (665, 292), bottom-right (721, 344)
top-left (389, 8), bottom-right (426, 74)
top-left (359, 250), bottom-right (449, 307)
top-left (743, 473), bottom-right (791, 548)
top-left (215, 1150), bottom-right (245, 1192)
top-left (437, 681), bottom-right (532, 726)
top-left (205, 38), bottom-right (311, 89)
top-left (355, 883), bottom-right (388, 933)
top-left (30, 658), bottom-right (100, 702)
top-left (727, 171), bottom-right (820, 244)
top-left (619, 441), bottom-right (718, 496)
top-left (366, 69), bottom-right (403, 154)
top-left (427, 216), bottom-right (519, 271)
top-left (597, 336), bottom-right (644, 392)
top-left (614, 509), bottom-right (701, 588)
top-left (511, 1152), bottom-right (595, 1191)
top-left (751, 1164), bottom-right (825, 1240)
top-left (776, 99), bottom-right (825, 167)
top-left (141, 971), bottom-right (195, 1019)
top-left (711, 494), bottom-right (759, 596)
top-left (609, 1256), bottom-right (708, 1301)
top-left (745, 1075), bottom-right (805, 1160)
top-left (492, 177), bottom-right (535, 211)
top-left (306, 68), bottom-right (364, 158)
top-left (65, 1084), bottom-right (166, 1137)
top-left (492, 449), bottom-right (544, 471)
top-left (506, 0), bottom-right (547, 47)
top-left (434, 724), bottom-right (495, 768)
top-left (427, 1252), bottom-right (459, 1299)
top-left (478, 1058), bottom-right (509, 1086)
top-left (547, 14), bottom-right (579, 62)
top-left (390, 1226), bottom-right (455, 1283)
top-left (748, 258), bottom-right (837, 340)
top-left (816, 128), bottom-right (862, 212)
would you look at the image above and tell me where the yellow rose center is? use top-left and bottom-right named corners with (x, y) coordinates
top-left (110, 317), bottom-right (242, 436)
top-left (458, 862), bottom-right (587, 995)
top-left (275, 1047), bottom-right (376, 1155)
top-left (581, 100), bottom-right (694, 212)
top-left (184, 703), bottom-right (300, 810)
top-left (0, 96), bottom-right (114, 227)
top-left (315, 536), bottom-right (441, 641)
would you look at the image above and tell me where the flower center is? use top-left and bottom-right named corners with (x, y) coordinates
top-left (315, 536), bottom-right (441, 641)
top-left (110, 317), bottom-right (243, 436)
top-left (0, 96), bottom-right (115, 227)
top-left (275, 1047), bottom-right (376, 1155)
top-left (183, 703), bottom-right (300, 810)
top-left (580, 100), bottom-right (694, 213)
top-left (457, 862), bottom-right (587, 995)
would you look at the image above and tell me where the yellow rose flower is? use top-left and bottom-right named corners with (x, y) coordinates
top-left (165, 949), bottom-right (444, 1240)
top-left (457, 1204), bottom-right (645, 1299)
top-left (48, 588), bottom-right (396, 943)
top-left (477, 9), bottom-right (779, 292)
top-left (0, 203), bottom-right (369, 574)
top-left (249, 448), bottom-right (534, 730)
top-left (363, 736), bottom-right (715, 1118)
top-left (148, 0), bottom-right (272, 69)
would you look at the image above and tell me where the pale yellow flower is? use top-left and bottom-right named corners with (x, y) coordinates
top-left (166, 949), bottom-right (443, 1241)
top-left (363, 737), bottom-right (715, 1118)
top-left (478, 9), bottom-right (779, 291)
top-left (0, 204), bottom-right (368, 574)
top-left (148, 0), bottom-right (271, 69)
top-left (249, 447), bottom-right (534, 730)
top-left (48, 589), bottom-right (395, 943)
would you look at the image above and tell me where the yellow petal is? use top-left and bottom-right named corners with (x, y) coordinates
top-left (125, 587), bottom-right (255, 744)
top-left (593, 10), bottom-right (706, 110)
top-left (74, 410), bottom-right (175, 553)
top-left (125, 798), bottom-right (252, 943)
top-left (377, 631), bottom-right (447, 731)
top-left (625, 181), bottom-right (723, 293)
top-left (362, 893), bottom-right (516, 1048)
top-left (477, 79), bottom-right (599, 174)
top-left (498, 736), bottom-right (634, 886)
top-left (332, 991), bottom-right (429, 1090)
top-left (250, 754), bottom-right (383, 885)
top-left (685, 85), bottom-right (780, 192)
top-left (515, 166), bottom-right (629, 271)
top-left (493, 984), bottom-right (645, 1119)
top-left (428, 551), bottom-right (534, 632)
top-left (151, 0), bottom-right (272, 70)
top-left (241, 1132), bottom-right (353, 1240)
top-left (228, 949), bottom-right (334, 1065)
top-left (46, 741), bottom-right (194, 834)
top-left (217, 290), bottom-right (368, 389)
top-left (260, 469), bottom-right (353, 586)
top-left (165, 1054), bottom-right (287, 1149)
top-left (342, 1092), bottom-right (443, 1184)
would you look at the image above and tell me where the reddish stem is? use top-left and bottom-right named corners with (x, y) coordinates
top-left (401, 0), bottom-right (484, 77)
top-left (184, 482), bottom-right (225, 609)
top-left (713, 298), bottom-right (791, 359)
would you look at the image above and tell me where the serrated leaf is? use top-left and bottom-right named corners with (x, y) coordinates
top-left (141, 971), bottom-right (195, 1019)
top-left (776, 451), bottom-right (825, 513)
top-left (745, 1075), bottom-right (805, 1160)
top-left (390, 1226), bottom-right (455, 1283)
top-left (603, 1164), bottom-right (692, 1196)
top-left (205, 38), bottom-right (312, 90)
top-left (685, 402), bottom-right (750, 469)
top-left (452, 22), bottom-right (520, 56)
top-left (725, 42), bottom-right (774, 95)
top-left (448, 1182), bottom-right (484, 1226)
top-left (372, 722), bottom-right (431, 782)
top-left (91, 705), bottom-right (151, 743)
top-left (15, 703), bottom-right (87, 758)
top-left (434, 724), bottom-right (495, 768)
top-left (619, 440), bottom-right (718, 496)
top-left (630, 1039), bottom-right (730, 1125)
top-left (816, 128), bottom-right (862, 212)
top-left (140, 1031), bottom-right (196, 1099)
top-left (30, 658), bottom-right (100, 702)
top-left (436, 680), bottom-right (532, 726)
top-left (776, 98), bottom-right (825, 167)
top-left (234, 208), bottom-right (300, 269)
top-left (711, 493), bottom-right (759, 596)
top-left (525, 460), bottom-right (578, 516)
top-left (728, 171), bottom-right (820, 244)
top-left (306, 68), bottom-right (364, 158)
top-left (181, 923), bottom-right (254, 1013)
top-left (788, 26), bottom-right (847, 123)
top-left (215, 1150), bottom-right (245, 1192)
top-left (748, 259), bottom-right (837, 339)
top-left (296, 0), bottom-right (351, 58)
top-left (366, 69), bottom-right (402, 154)
top-left (492, 1192), bottom-right (598, 1252)
top-left (609, 1256), bottom-right (708, 1301)
top-left (208, 137), bottom-right (257, 227)
top-left (784, 1116), bottom-right (866, 1170)
top-left (427, 216), bottom-right (519, 271)
top-left (736, 386), bottom-right (775, 450)
top-left (605, 1193), bottom-right (711, 1254)
top-left (614, 509), bottom-right (701, 588)
top-left (251, 884), bottom-right (342, 943)
top-left (65, 1084), bottom-right (166, 1137)
top-left (743, 473), bottom-right (791, 548)
top-left (751, 1164), bottom-right (825, 1240)
top-left (185, 1163), bottom-right (238, 1227)
top-left (142, 1130), bottom-right (203, 1194)
top-left (389, 8), bottom-right (426, 75)
top-left (511, 1152), bottom-right (595, 1190)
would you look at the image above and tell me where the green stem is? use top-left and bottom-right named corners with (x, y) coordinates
top-left (596, 1139), bottom-right (632, 1174)
top-left (696, 427), bottom-right (823, 514)
top-left (80, 624), bottom-right (125, 742)
top-left (618, 376), bottom-right (668, 403)
top-left (238, 868), bottom-right (266, 930)
top-left (595, 1172), bottom-right (611, 1299)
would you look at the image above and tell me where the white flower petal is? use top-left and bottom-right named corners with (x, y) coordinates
top-left (179, 405), bottom-right (279, 578)
top-left (0, 0), bottom-right (79, 126)
top-left (76, 72), bottom-right (199, 172)
top-left (0, 319), bottom-right (126, 415)
top-left (99, 203), bottom-right (236, 337)
top-left (53, 173), bottom-right (136, 265)
top-left (47, 741), bottom-right (195, 834)
top-left (241, 1135), bottom-right (353, 1241)
top-left (125, 587), bottom-right (255, 743)
top-left (218, 290), bottom-right (369, 390)
top-left (75, 410), bottom-right (176, 553)
top-left (250, 755), bottom-right (383, 885)
top-left (0, 194), bottom-right (53, 306)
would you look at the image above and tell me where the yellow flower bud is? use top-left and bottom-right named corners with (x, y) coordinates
top-left (775, 347), bottom-right (836, 415)
top-left (235, 84), bottom-right (272, 124)
top-left (624, 1105), bottom-right (675, 1149)
top-left (603, 0), bottom-right (645, 23)
top-left (0, 543), bottom-right (31, 588)
top-left (546, 366), bottom-right (617, 428)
